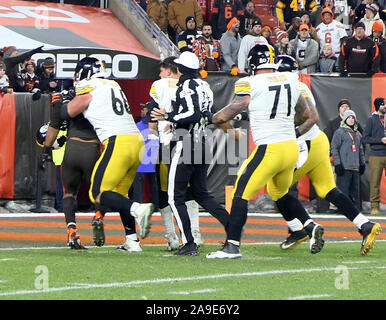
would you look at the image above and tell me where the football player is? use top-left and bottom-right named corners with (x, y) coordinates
top-left (61, 57), bottom-right (154, 252)
top-left (40, 88), bottom-right (106, 249)
top-left (276, 55), bottom-right (382, 256)
top-left (206, 44), bottom-right (312, 259)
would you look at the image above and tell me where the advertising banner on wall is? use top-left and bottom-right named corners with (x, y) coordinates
top-left (0, 0), bottom-right (160, 79)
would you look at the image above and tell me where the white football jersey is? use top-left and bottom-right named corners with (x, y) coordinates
top-left (298, 81), bottom-right (320, 141)
top-left (149, 78), bottom-right (178, 144)
top-left (235, 71), bottom-right (300, 145)
top-left (316, 20), bottom-right (347, 55)
top-left (76, 77), bottom-right (139, 143)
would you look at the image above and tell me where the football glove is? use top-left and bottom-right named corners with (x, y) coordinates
top-left (39, 146), bottom-right (53, 169)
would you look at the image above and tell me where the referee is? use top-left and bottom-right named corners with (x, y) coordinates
top-left (151, 51), bottom-right (230, 256)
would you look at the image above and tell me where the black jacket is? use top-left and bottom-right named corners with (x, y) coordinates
top-left (380, 41), bottom-right (386, 73)
top-left (362, 113), bottom-right (386, 157)
top-left (339, 36), bottom-right (379, 74)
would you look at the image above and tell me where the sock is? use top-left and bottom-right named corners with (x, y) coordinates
top-left (227, 197), bottom-right (248, 242)
top-left (160, 205), bottom-right (176, 234)
top-left (304, 219), bottom-right (314, 228)
top-left (186, 200), bottom-right (200, 232)
top-left (325, 188), bottom-right (358, 221)
top-left (126, 233), bottom-right (138, 241)
top-left (94, 204), bottom-right (107, 219)
top-left (100, 191), bottom-right (136, 236)
top-left (275, 193), bottom-right (310, 224)
top-left (287, 218), bottom-right (303, 232)
top-left (130, 202), bottom-right (140, 217)
top-left (353, 213), bottom-right (369, 229)
top-left (63, 196), bottom-right (77, 227)
top-left (67, 222), bottom-right (76, 229)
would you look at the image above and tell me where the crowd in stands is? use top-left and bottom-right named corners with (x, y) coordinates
top-left (143, 0), bottom-right (386, 76)
top-left (0, 45), bottom-right (64, 97)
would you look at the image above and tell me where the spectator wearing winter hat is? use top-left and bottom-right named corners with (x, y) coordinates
top-left (331, 109), bottom-right (366, 211)
top-left (211, 0), bottom-right (244, 39)
top-left (339, 21), bottom-right (380, 75)
top-left (220, 17), bottom-right (242, 73)
top-left (0, 64), bottom-right (12, 94)
top-left (2, 45), bottom-right (44, 91)
top-left (37, 57), bottom-right (59, 96)
top-left (324, 98), bottom-right (363, 143)
top-left (177, 16), bottom-right (202, 52)
top-left (358, 3), bottom-right (382, 36)
top-left (275, 30), bottom-right (293, 55)
top-left (362, 98), bottom-right (386, 214)
top-left (289, 23), bottom-right (319, 73)
top-left (370, 20), bottom-right (385, 44)
top-left (17, 59), bottom-right (40, 93)
top-left (168, 0), bottom-right (203, 36)
top-left (239, 1), bottom-right (262, 37)
top-left (237, 19), bottom-right (268, 73)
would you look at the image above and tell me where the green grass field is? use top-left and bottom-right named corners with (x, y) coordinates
top-left (0, 241), bottom-right (385, 301)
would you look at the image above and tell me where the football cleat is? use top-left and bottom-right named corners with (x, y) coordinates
top-left (91, 216), bottom-right (105, 247)
top-left (192, 230), bottom-right (205, 247)
top-left (67, 228), bottom-right (87, 250)
top-left (134, 203), bottom-right (154, 239)
top-left (174, 242), bottom-right (199, 256)
top-left (280, 229), bottom-right (309, 250)
top-left (165, 232), bottom-right (180, 251)
top-left (359, 222), bottom-right (382, 255)
top-left (305, 222), bottom-right (325, 254)
top-left (116, 238), bottom-right (142, 252)
top-left (206, 241), bottom-right (242, 259)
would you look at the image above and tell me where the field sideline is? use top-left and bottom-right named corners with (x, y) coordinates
top-left (0, 213), bottom-right (385, 304)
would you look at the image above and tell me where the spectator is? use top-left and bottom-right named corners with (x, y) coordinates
top-left (192, 23), bottom-right (222, 73)
top-left (289, 24), bottom-right (319, 73)
top-left (362, 97), bottom-right (386, 215)
top-left (146, 0), bottom-right (169, 35)
top-left (261, 25), bottom-right (275, 47)
top-left (38, 57), bottom-right (59, 94)
top-left (220, 17), bottom-right (242, 73)
top-left (0, 64), bottom-right (12, 94)
top-left (276, 0), bottom-right (318, 30)
top-left (239, 1), bottom-right (262, 37)
top-left (331, 110), bottom-right (366, 211)
top-left (211, 0), bottom-right (244, 39)
top-left (358, 3), bottom-right (382, 36)
top-left (237, 20), bottom-right (268, 73)
top-left (318, 43), bottom-right (338, 72)
top-left (316, 8), bottom-right (348, 60)
top-left (324, 98), bottom-right (363, 143)
top-left (17, 59), bottom-right (39, 93)
top-left (369, 19), bottom-right (385, 43)
top-left (287, 16), bottom-right (302, 41)
top-left (301, 11), bottom-right (320, 43)
top-left (2, 45), bottom-right (43, 91)
top-left (275, 30), bottom-right (293, 55)
top-left (177, 16), bottom-right (202, 52)
top-left (354, 0), bottom-right (378, 25)
top-left (339, 21), bottom-right (380, 75)
top-left (168, 0), bottom-right (204, 36)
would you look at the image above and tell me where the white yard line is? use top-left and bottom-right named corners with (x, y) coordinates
top-left (0, 265), bottom-right (381, 297)
top-left (288, 294), bottom-right (331, 300)
top-left (169, 288), bottom-right (219, 295)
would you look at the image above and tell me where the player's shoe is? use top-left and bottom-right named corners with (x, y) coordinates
top-left (165, 232), bottom-right (180, 251)
top-left (116, 238), bottom-right (142, 252)
top-left (359, 222), bottom-right (382, 255)
top-left (174, 241), bottom-right (199, 256)
top-left (192, 230), bottom-right (205, 247)
top-left (280, 229), bottom-right (309, 250)
top-left (134, 203), bottom-right (154, 239)
top-left (305, 222), bottom-right (325, 254)
top-left (206, 241), bottom-right (242, 259)
top-left (91, 216), bottom-right (105, 247)
top-left (67, 228), bottom-right (87, 250)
